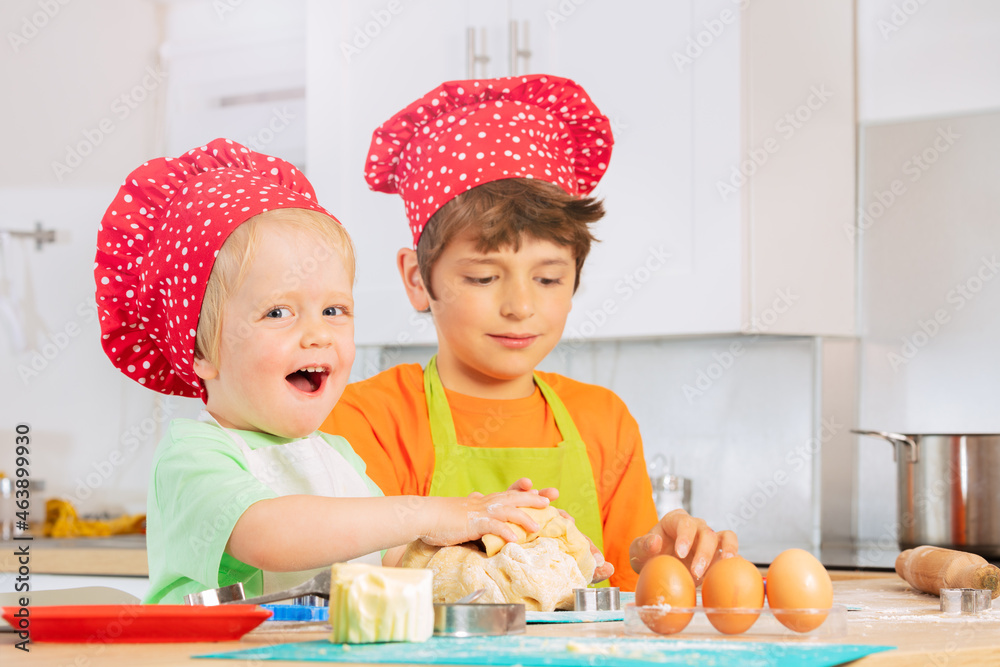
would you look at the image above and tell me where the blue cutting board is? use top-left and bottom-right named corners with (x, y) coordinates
top-left (197, 636), bottom-right (894, 666)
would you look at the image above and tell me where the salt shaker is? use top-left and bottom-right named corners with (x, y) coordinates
top-left (647, 454), bottom-right (692, 517)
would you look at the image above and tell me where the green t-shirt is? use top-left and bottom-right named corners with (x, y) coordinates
top-left (143, 418), bottom-right (382, 604)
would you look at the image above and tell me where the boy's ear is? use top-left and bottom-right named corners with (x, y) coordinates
top-left (397, 248), bottom-right (431, 311)
top-left (193, 355), bottom-right (219, 382)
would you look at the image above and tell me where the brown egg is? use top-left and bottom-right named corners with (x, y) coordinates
top-left (635, 555), bottom-right (696, 635)
top-left (701, 556), bottom-right (765, 634)
top-left (765, 548), bottom-right (833, 632)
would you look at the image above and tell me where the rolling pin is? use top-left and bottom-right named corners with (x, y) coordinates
top-left (895, 546), bottom-right (1000, 599)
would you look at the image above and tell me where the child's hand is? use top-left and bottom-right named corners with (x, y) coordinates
top-left (588, 538), bottom-right (614, 583)
top-left (505, 477), bottom-right (560, 503)
top-left (505, 479), bottom-right (611, 582)
top-left (542, 502), bottom-right (613, 584)
top-left (420, 491), bottom-right (551, 547)
top-left (629, 509), bottom-right (739, 584)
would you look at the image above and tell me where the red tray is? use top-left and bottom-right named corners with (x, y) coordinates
top-left (1, 604), bottom-right (272, 643)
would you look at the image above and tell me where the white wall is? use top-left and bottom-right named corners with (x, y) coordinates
top-left (0, 0), bottom-right (163, 187)
top-left (0, 1), bottom-right (198, 517)
top-left (0, 187), bottom-right (203, 517)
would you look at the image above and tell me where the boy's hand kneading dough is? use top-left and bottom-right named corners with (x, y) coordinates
top-left (400, 506), bottom-right (596, 612)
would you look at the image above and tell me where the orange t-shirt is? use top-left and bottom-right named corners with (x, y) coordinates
top-left (321, 363), bottom-right (658, 591)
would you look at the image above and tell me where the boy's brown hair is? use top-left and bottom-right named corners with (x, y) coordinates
top-left (416, 179), bottom-right (604, 300)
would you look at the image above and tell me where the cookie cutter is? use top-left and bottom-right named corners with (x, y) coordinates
top-left (573, 587), bottom-right (621, 611)
top-left (185, 569), bottom-right (333, 606)
top-left (184, 587), bottom-right (326, 607)
top-left (184, 582), bottom-right (245, 606)
top-left (293, 595), bottom-right (328, 607)
top-left (433, 603), bottom-right (525, 637)
top-left (940, 588), bottom-right (992, 614)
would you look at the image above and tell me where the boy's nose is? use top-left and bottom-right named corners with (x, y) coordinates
top-left (300, 316), bottom-right (334, 347)
top-left (500, 280), bottom-right (534, 320)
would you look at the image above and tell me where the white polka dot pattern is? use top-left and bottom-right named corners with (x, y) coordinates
top-left (94, 138), bottom-right (335, 399)
top-left (364, 74), bottom-right (613, 247)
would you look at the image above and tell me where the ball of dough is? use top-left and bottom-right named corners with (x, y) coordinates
top-left (398, 505), bottom-right (597, 612)
top-left (481, 507), bottom-right (596, 581)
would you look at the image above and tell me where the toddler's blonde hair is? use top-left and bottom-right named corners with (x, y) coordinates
top-left (194, 208), bottom-right (355, 368)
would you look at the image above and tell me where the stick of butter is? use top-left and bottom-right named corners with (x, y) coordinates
top-left (328, 563), bottom-right (434, 643)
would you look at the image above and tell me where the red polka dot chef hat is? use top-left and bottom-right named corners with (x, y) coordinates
top-left (365, 74), bottom-right (614, 247)
top-left (95, 137), bottom-right (336, 400)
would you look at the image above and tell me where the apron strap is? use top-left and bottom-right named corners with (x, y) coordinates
top-left (198, 409), bottom-right (254, 457)
top-left (424, 356), bottom-right (460, 446)
top-left (533, 374), bottom-right (584, 445)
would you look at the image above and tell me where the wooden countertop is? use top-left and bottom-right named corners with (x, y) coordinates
top-left (0, 536), bottom-right (147, 576)
top-left (3, 572), bottom-right (998, 666)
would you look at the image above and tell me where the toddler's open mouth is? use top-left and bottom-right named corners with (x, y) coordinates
top-left (286, 366), bottom-right (329, 394)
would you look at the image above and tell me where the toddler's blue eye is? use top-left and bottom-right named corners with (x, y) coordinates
top-left (266, 307), bottom-right (292, 319)
top-left (323, 306), bottom-right (345, 317)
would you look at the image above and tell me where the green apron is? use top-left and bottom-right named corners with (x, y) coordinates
top-left (424, 355), bottom-right (606, 585)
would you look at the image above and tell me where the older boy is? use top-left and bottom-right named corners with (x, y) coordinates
top-left (322, 76), bottom-right (737, 590)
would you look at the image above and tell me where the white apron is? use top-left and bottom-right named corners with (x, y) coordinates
top-left (199, 411), bottom-right (382, 594)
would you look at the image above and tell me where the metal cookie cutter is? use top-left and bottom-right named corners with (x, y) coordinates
top-left (573, 587), bottom-right (621, 612)
top-left (184, 582), bottom-right (245, 606)
top-left (940, 588), bottom-right (992, 614)
top-left (184, 569), bottom-right (333, 606)
top-left (433, 603), bottom-right (526, 637)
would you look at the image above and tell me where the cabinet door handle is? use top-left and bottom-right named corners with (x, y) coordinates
top-left (467, 26), bottom-right (490, 79)
top-left (509, 20), bottom-right (531, 76)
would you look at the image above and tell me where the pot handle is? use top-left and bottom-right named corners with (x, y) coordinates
top-left (851, 429), bottom-right (919, 464)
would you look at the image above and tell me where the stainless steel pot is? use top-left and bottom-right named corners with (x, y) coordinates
top-left (854, 431), bottom-right (1000, 558)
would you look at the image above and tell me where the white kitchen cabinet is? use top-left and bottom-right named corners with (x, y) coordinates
top-left (306, 0), bottom-right (855, 345)
top-left (857, 0), bottom-right (1000, 123)
top-left (161, 1), bottom-right (310, 168)
top-left (307, 0), bottom-right (467, 347)
top-left (735, 0), bottom-right (856, 337)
